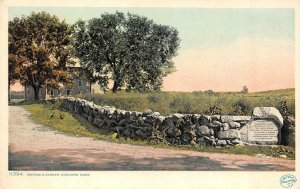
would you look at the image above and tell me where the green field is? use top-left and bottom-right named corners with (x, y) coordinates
top-left (75, 88), bottom-right (295, 116)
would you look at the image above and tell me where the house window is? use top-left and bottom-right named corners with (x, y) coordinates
top-left (66, 90), bottom-right (71, 96)
top-left (57, 89), bottom-right (61, 95)
top-left (50, 90), bottom-right (54, 96)
top-left (78, 80), bottom-right (82, 86)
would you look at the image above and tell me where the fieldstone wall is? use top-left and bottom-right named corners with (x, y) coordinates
top-left (58, 97), bottom-right (294, 147)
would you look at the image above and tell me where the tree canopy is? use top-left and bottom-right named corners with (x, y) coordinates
top-left (9, 11), bottom-right (74, 100)
top-left (73, 12), bottom-right (180, 92)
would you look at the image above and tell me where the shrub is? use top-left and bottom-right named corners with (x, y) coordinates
top-left (147, 94), bottom-right (160, 104)
top-left (232, 99), bottom-right (251, 115)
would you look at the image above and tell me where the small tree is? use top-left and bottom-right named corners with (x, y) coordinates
top-left (241, 85), bottom-right (249, 93)
top-left (9, 12), bottom-right (74, 100)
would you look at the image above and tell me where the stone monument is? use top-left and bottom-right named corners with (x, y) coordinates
top-left (240, 107), bottom-right (283, 145)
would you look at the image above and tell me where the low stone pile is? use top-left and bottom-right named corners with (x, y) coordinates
top-left (58, 97), bottom-right (253, 147)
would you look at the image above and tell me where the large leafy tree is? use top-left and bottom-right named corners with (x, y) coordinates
top-left (73, 12), bottom-right (180, 92)
top-left (9, 11), bottom-right (74, 100)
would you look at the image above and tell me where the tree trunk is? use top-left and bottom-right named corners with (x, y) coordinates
top-left (8, 83), bottom-right (11, 102)
top-left (112, 80), bottom-right (119, 93)
top-left (33, 86), bottom-right (40, 101)
top-left (112, 72), bottom-right (122, 93)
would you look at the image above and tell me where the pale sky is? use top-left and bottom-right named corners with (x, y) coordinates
top-left (9, 8), bottom-right (295, 92)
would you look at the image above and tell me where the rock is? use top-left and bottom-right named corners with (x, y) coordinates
top-left (252, 107), bottom-right (283, 127)
top-left (231, 139), bottom-right (243, 145)
top-left (210, 129), bottom-right (214, 136)
top-left (151, 112), bottom-right (160, 117)
top-left (211, 140), bottom-right (217, 147)
top-left (204, 136), bottom-right (212, 141)
top-left (197, 137), bottom-right (205, 143)
top-left (189, 130), bottom-right (197, 137)
top-left (221, 115), bottom-right (251, 123)
top-left (181, 132), bottom-right (192, 145)
top-left (167, 127), bottom-right (181, 137)
top-left (123, 130), bottom-right (131, 136)
top-left (105, 107), bottom-right (116, 115)
top-left (130, 132), bottom-right (137, 139)
top-left (116, 109), bottom-right (126, 115)
top-left (135, 129), bottom-right (146, 137)
top-left (93, 118), bottom-right (104, 127)
top-left (229, 121), bottom-right (241, 129)
top-left (208, 123), bottom-right (219, 128)
top-left (203, 136), bottom-right (216, 146)
top-left (217, 129), bottom-right (240, 139)
top-left (239, 121), bottom-right (248, 126)
top-left (196, 125), bottom-right (211, 136)
top-left (161, 117), bottom-right (175, 128)
top-left (157, 116), bottom-right (165, 123)
top-left (221, 123), bottom-right (229, 131)
top-left (217, 140), bottom-right (227, 146)
top-left (191, 115), bottom-right (199, 124)
top-left (198, 115), bottom-right (210, 125)
top-left (213, 121), bottom-right (222, 127)
top-left (142, 109), bottom-right (153, 117)
top-left (145, 116), bottom-right (155, 123)
top-left (226, 140), bottom-right (233, 145)
top-left (279, 155), bottom-right (287, 158)
top-left (135, 112), bottom-right (143, 117)
top-left (173, 113), bottom-right (185, 119)
top-left (210, 115), bottom-right (221, 121)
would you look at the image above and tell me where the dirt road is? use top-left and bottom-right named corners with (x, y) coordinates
top-left (9, 106), bottom-right (294, 171)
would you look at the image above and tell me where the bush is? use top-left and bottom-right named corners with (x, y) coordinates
top-left (232, 99), bottom-right (251, 115)
top-left (147, 94), bottom-right (160, 104)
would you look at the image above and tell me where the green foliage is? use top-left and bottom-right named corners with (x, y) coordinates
top-left (9, 11), bottom-right (74, 100)
top-left (232, 99), bottom-right (251, 115)
top-left (147, 94), bottom-right (160, 104)
top-left (73, 12), bottom-right (180, 93)
top-left (76, 88), bottom-right (295, 116)
top-left (169, 94), bottom-right (192, 113)
top-left (241, 85), bottom-right (249, 93)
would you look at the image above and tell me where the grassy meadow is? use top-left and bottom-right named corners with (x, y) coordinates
top-left (75, 88), bottom-right (295, 116)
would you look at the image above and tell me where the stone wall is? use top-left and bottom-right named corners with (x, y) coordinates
top-left (58, 97), bottom-right (294, 147)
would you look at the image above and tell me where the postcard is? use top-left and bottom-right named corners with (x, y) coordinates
top-left (1, 0), bottom-right (299, 189)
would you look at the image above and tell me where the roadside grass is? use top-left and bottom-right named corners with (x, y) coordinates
top-left (23, 103), bottom-right (295, 159)
top-left (76, 88), bottom-right (295, 116)
top-left (24, 103), bottom-right (117, 141)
